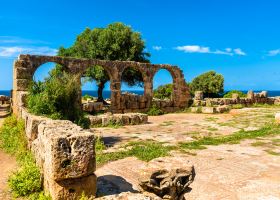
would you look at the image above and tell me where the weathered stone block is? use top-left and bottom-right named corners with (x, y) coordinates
top-left (194, 91), bottom-right (203, 100)
top-left (14, 79), bottom-right (30, 91)
top-left (36, 121), bottom-right (96, 181)
top-left (201, 107), bottom-right (216, 114)
top-left (46, 174), bottom-right (97, 200)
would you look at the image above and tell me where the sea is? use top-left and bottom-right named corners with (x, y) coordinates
top-left (1, 90), bottom-right (280, 98)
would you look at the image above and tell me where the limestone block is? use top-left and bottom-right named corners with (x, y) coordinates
top-left (46, 174), bottom-right (97, 200)
top-left (138, 113), bottom-right (148, 124)
top-left (93, 102), bottom-right (103, 111)
top-left (36, 120), bottom-right (96, 181)
top-left (88, 115), bottom-right (102, 125)
top-left (194, 91), bottom-right (203, 100)
top-left (129, 114), bottom-right (140, 125)
top-left (247, 90), bottom-right (254, 99)
top-left (121, 114), bottom-right (130, 125)
top-left (190, 107), bottom-right (201, 113)
top-left (216, 105), bottom-right (230, 113)
top-left (201, 107), bottom-right (216, 114)
top-left (14, 67), bottom-right (32, 79)
top-left (25, 113), bottom-right (47, 143)
top-left (260, 91), bottom-right (268, 98)
top-left (16, 91), bottom-right (28, 107)
top-left (14, 79), bottom-right (30, 91)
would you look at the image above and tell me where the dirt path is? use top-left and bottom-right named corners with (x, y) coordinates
top-left (0, 117), bottom-right (17, 200)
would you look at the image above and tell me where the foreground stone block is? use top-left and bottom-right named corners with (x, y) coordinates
top-left (32, 120), bottom-right (97, 199)
top-left (46, 174), bottom-right (97, 200)
top-left (194, 91), bottom-right (203, 100)
top-left (139, 166), bottom-right (195, 200)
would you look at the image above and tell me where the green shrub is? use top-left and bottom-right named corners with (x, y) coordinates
top-left (0, 116), bottom-right (43, 198)
top-left (82, 94), bottom-right (94, 100)
top-left (28, 192), bottom-right (52, 200)
top-left (153, 84), bottom-right (173, 99)
top-left (231, 104), bottom-right (244, 109)
top-left (147, 104), bottom-right (164, 116)
top-left (223, 90), bottom-right (246, 98)
top-left (27, 72), bottom-right (90, 129)
top-left (9, 163), bottom-right (42, 197)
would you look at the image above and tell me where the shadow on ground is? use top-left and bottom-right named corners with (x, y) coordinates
top-left (96, 175), bottom-right (138, 197)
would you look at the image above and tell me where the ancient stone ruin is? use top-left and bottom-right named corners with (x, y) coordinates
top-left (13, 54), bottom-right (190, 115)
top-left (12, 54), bottom-right (190, 199)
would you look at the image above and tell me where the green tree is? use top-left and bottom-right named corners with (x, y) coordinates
top-left (190, 71), bottom-right (224, 97)
top-left (58, 22), bottom-right (150, 102)
top-left (153, 84), bottom-right (173, 99)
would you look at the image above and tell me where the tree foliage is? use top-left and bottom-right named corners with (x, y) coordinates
top-left (153, 84), bottom-right (173, 99)
top-left (190, 71), bottom-right (224, 97)
top-left (57, 22), bottom-right (150, 101)
top-left (223, 90), bottom-right (246, 98)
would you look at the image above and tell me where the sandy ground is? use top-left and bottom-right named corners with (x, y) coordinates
top-left (95, 108), bottom-right (280, 199)
top-left (0, 111), bottom-right (17, 200)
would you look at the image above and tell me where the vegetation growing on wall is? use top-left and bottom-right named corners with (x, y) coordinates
top-left (153, 84), bottom-right (173, 100)
top-left (27, 72), bottom-right (90, 128)
top-left (223, 90), bottom-right (246, 98)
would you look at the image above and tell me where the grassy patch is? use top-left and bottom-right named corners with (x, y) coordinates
top-left (146, 104), bottom-right (164, 116)
top-left (265, 149), bottom-right (280, 156)
top-left (251, 141), bottom-right (267, 147)
top-left (204, 117), bottom-right (218, 122)
top-left (231, 104), bottom-right (244, 109)
top-left (0, 116), bottom-right (49, 199)
top-left (159, 121), bottom-right (175, 126)
top-left (180, 124), bottom-right (280, 150)
top-left (207, 127), bottom-right (218, 131)
top-left (95, 138), bottom-right (175, 166)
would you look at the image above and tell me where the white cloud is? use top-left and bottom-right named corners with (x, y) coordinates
top-left (234, 48), bottom-right (246, 56)
top-left (0, 46), bottom-right (58, 57)
top-left (268, 49), bottom-right (280, 56)
top-left (152, 46), bottom-right (162, 51)
top-left (175, 45), bottom-right (210, 53)
top-left (0, 36), bottom-right (49, 45)
top-left (175, 45), bottom-right (246, 56)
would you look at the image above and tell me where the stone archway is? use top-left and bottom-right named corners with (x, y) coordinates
top-left (13, 54), bottom-right (191, 115)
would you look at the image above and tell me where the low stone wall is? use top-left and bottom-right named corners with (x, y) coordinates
top-left (88, 113), bottom-right (148, 126)
top-left (193, 90), bottom-right (275, 107)
top-left (83, 101), bottom-right (105, 113)
top-left (191, 105), bottom-right (230, 114)
top-left (0, 95), bottom-right (10, 105)
top-left (18, 107), bottom-right (97, 200)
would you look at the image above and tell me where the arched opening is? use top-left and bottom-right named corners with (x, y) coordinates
top-left (153, 69), bottom-right (174, 100)
top-left (121, 67), bottom-right (145, 95)
top-left (120, 66), bottom-right (145, 111)
top-left (33, 62), bottom-right (58, 82)
top-left (29, 62), bottom-right (83, 124)
top-left (81, 65), bottom-right (111, 114)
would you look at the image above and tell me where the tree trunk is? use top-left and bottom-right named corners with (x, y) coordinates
top-left (97, 81), bottom-right (109, 105)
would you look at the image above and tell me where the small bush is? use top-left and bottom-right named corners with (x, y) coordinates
top-left (27, 72), bottom-right (90, 129)
top-left (153, 84), bottom-right (173, 100)
top-left (147, 104), bottom-right (164, 116)
top-left (28, 192), bottom-right (52, 200)
top-left (223, 90), bottom-right (246, 98)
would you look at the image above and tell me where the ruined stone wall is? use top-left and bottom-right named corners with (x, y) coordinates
top-left (15, 93), bottom-right (96, 199)
top-left (193, 91), bottom-right (275, 107)
top-left (13, 54), bottom-right (190, 114)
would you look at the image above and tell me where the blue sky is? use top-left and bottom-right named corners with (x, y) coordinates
top-left (1, 0), bottom-right (280, 91)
